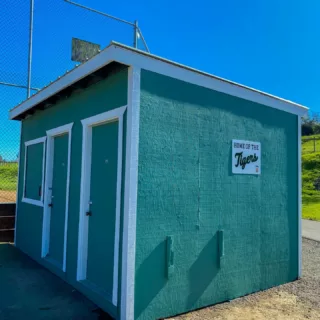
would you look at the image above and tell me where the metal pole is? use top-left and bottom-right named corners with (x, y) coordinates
top-left (0, 81), bottom-right (39, 91)
top-left (137, 26), bottom-right (150, 52)
top-left (27, 0), bottom-right (34, 98)
top-left (133, 20), bottom-right (138, 49)
top-left (65, 0), bottom-right (134, 26)
top-left (64, 0), bottom-right (150, 52)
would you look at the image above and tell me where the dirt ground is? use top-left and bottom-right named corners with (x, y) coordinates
top-left (0, 190), bottom-right (16, 203)
top-left (168, 239), bottom-right (320, 320)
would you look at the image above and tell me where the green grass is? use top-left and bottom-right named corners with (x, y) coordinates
top-left (303, 202), bottom-right (320, 221)
top-left (302, 149), bottom-right (320, 221)
top-left (302, 134), bottom-right (320, 153)
top-left (0, 162), bottom-right (18, 191)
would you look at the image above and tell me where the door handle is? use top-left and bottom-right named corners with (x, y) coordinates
top-left (48, 203), bottom-right (53, 208)
top-left (86, 201), bottom-right (93, 216)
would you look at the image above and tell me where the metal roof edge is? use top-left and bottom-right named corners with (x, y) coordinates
top-left (9, 41), bottom-right (308, 120)
top-left (9, 43), bottom-right (119, 120)
top-left (109, 41), bottom-right (308, 116)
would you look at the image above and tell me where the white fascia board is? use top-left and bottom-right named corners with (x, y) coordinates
top-left (10, 43), bottom-right (308, 120)
top-left (9, 45), bottom-right (121, 120)
top-left (111, 44), bottom-right (308, 116)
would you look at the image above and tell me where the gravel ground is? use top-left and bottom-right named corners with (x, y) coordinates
top-left (168, 239), bottom-right (320, 320)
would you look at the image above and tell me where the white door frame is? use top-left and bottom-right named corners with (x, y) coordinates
top-left (42, 122), bottom-right (74, 272)
top-left (77, 105), bottom-right (127, 307)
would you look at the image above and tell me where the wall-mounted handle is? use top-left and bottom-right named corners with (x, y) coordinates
top-left (218, 230), bottom-right (224, 268)
top-left (166, 236), bottom-right (174, 279)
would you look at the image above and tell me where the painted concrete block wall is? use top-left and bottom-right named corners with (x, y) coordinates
top-left (15, 68), bottom-right (128, 317)
top-left (135, 70), bottom-right (298, 319)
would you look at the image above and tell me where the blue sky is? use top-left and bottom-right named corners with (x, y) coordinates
top-left (0, 0), bottom-right (319, 159)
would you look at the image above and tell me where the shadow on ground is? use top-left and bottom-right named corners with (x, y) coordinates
top-left (0, 243), bottom-right (112, 320)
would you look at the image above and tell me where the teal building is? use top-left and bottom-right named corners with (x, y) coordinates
top-left (10, 42), bottom-right (307, 320)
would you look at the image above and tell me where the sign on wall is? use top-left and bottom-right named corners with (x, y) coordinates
top-left (232, 140), bottom-right (261, 175)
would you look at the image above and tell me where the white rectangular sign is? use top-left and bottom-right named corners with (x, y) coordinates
top-left (232, 139), bottom-right (261, 175)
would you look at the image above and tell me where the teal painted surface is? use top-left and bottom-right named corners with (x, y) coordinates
top-left (86, 120), bottom-right (119, 299)
top-left (25, 142), bottom-right (44, 201)
top-left (15, 68), bottom-right (128, 318)
top-left (48, 133), bottom-right (69, 268)
top-left (135, 70), bottom-right (299, 319)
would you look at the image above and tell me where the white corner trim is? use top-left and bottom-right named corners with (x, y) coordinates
top-left (297, 116), bottom-right (302, 278)
top-left (14, 123), bottom-right (23, 246)
top-left (121, 66), bottom-right (141, 320)
top-left (42, 122), bottom-right (74, 272)
top-left (22, 136), bottom-right (47, 206)
top-left (10, 43), bottom-right (308, 121)
top-left (77, 105), bottom-right (126, 307)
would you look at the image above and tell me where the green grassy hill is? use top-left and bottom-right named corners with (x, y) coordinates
top-left (302, 134), bottom-right (320, 153)
top-left (302, 136), bottom-right (320, 221)
top-left (0, 162), bottom-right (18, 191)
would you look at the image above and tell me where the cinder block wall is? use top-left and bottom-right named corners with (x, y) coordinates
top-left (135, 70), bottom-right (298, 320)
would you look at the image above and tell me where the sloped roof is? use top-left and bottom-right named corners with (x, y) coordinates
top-left (10, 41), bottom-right (308, 120)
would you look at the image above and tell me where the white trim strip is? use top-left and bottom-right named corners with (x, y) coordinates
top-left (25, 136), bottom-right (46, 146)
top-left (9, 46), bottom-right (116, 120)
top-left (113, 115), bottom-right (123, 306)
top-left (298, 116), bottom-right (302, 278)
top-left (42, 123), bottom-right (74, 272)
top-left (21, 197), bottom-right (44, 207)
top-left (77, 105), bottom-right (126, 307)
top-left (112, 45), bottom-right (307, 116)
top-left (121, 66), bottom-right (141, 320)
top-left (10, 43), bottom-right (308, 120)
top-left (22, 136), bottom-right (47, 206)
top-left (64, 125), bottom-right (73, 272)
top-left (77, 119), bottom-right (91, 281)
top-left (81, 105), bottom-right (127, 127)
top-left (46, 123), bottom-right (74, 137)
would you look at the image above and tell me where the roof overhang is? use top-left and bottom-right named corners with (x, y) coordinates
top-left (10, 41), bottom-right (308, 120)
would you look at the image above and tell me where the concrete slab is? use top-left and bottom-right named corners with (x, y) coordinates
top-left (0, 244), bottom-right (111, 320)
top-left (302, 219), bottom-right (320, 242)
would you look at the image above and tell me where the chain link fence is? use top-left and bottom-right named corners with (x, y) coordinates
top-left (0, 0), bottom-right (140, 202)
